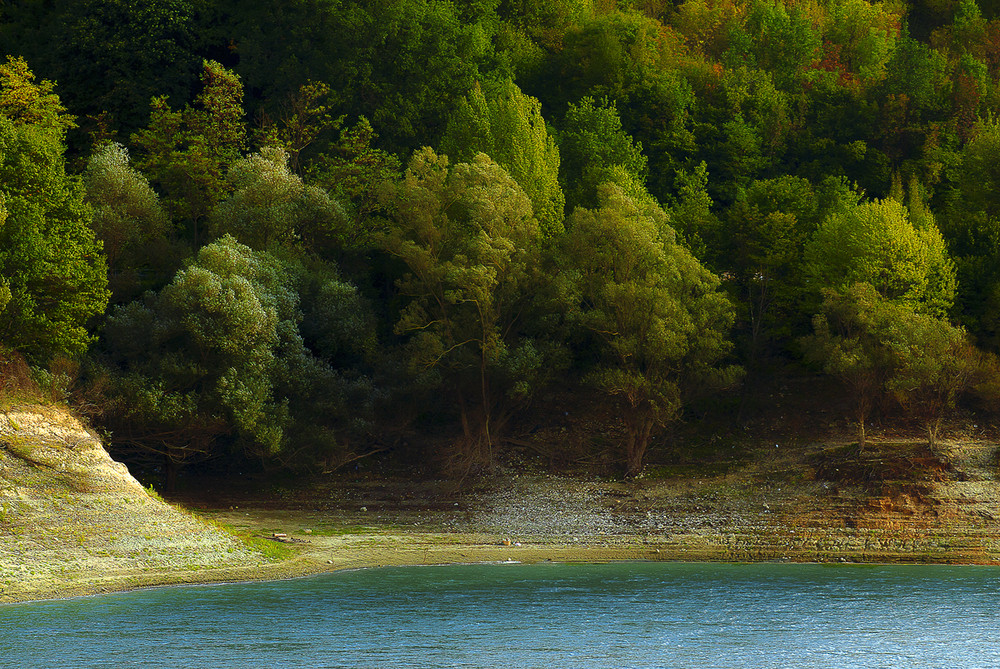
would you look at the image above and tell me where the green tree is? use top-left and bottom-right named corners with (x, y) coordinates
top-left (938, 118), bottom-right (1000, 347)
top-left (497, 0), bottom-right (587, 50)
top-left (825, 0), bottom-right (901, 85)
top-left (100, 236), bottom-right (373, 484)
top-left (804, 198), bottom-right (956, 317)
top-left (0, 60), bottom-right (108, 360)
top-left (719, 176), bottom-right (859, 362)
top-left (440, 79), bottom-right (565, 236)
top-left (83, 142), bottom-right (176, 302)
top-left (801, 284), bottom-right (896, 450)
top-left (305, 116), bottom-right (403, 251)
top-left (557, 96), bottom-right (648, 212)
top-left (878, 33), bottom-right (947, 115)
top-left (102, 236), bottom-right (292, 463)
top-left (707, 65), bottom-right (791, 202)
top-left (379, 148), bottom-right (545, 472)
top-left (255, 80), bottom-right (338, 174)
top-left (721, 176), bottom-right (820, 364)
top-left (668, 161), bottom-right (718, 260)
top-left (884, 313), bottom-right (981, 446)
top-left (741, 0), bottom-right (822, 83)
top-left (132, 60), bottom-right (247, 247)
top-left (0, 57), bottom-right (77, 136)
top-left (211, 146), bottom-right (347, 252)
top-left (803, 283), bottom-right (978, 449)
top-left (563, 183), bottom-right (739, 476)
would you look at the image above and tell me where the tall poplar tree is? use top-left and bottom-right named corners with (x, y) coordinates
top-left (440, 79), bottom-right (565, 237)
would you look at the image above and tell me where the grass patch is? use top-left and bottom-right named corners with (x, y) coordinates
top-left (241, 535), bottom-right (297, 561)
top-left (2, 436), bottom-right (40, 460)
top-left (144, 484), bottom-right (167, 503)
top-left (210, 521), bottom-right (297, 562)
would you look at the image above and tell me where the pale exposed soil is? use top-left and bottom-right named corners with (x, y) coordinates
top-left (0, 405), bottom-right (265, 603)
top-left (5, 404), bottom-right (1000, 605)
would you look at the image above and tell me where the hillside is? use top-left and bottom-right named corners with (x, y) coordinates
top-left (7, 0), bottom-right (1000, 485)
top-left (0, 405), bottom-right (274, 603)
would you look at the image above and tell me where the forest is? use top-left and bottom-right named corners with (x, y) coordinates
top-left (2, 0), bottom-right (1000, 486)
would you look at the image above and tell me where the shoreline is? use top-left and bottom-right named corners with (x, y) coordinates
top-left (6, 405), bottom-right (1000, 606)
top-left (9, 526), bottom-right (1000, 606)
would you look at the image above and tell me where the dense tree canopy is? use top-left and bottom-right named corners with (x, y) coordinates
top-left (4, 0), bottom-right (1000, 479)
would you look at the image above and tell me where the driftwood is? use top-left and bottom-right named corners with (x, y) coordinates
top-left (267, 532), bottom-right (309, 544)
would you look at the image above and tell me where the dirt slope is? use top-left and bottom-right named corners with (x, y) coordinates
top-left (0, 405), bottom-right (269, 603)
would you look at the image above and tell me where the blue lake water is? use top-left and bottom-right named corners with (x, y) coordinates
top-left (4, 562), bottom-right (1000, 668)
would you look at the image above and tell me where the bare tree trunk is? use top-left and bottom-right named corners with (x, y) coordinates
top-left (856, 390), bottom-right (872, 453)
top-left (927, 417), bottom-right (941, 448)
top-left (480, 351), bottom-right (492, 464)
top-left (163, 446), bottom-right (178, 494)
top-left (624, 415), bottom-right (654, 477)
top-left (625, 427), bottom-right (641, 477)
top-left (450, 391), bottom-right (494, 476)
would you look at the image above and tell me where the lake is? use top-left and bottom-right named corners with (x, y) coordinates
top-left (4, 562), bottom-right (1000, 668)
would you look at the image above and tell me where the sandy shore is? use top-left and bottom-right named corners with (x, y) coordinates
top-left (1, 542), bottom-right (689, 605)
top-left (0, 522), bottom-right (736, 605)
top-left (10, 499), bottom-right (1000, 605)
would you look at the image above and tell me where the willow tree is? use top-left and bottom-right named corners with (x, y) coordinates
top-left (100, 235), bottom-right (376, 485)
top-left (563, 183), bottom-right (740, 476)
top-left (379, 148), bottom-right (545, 472)
top-left (440, 79), bottom-right (565, 237)
top-left (100, 236), bottom-right (297, 480)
